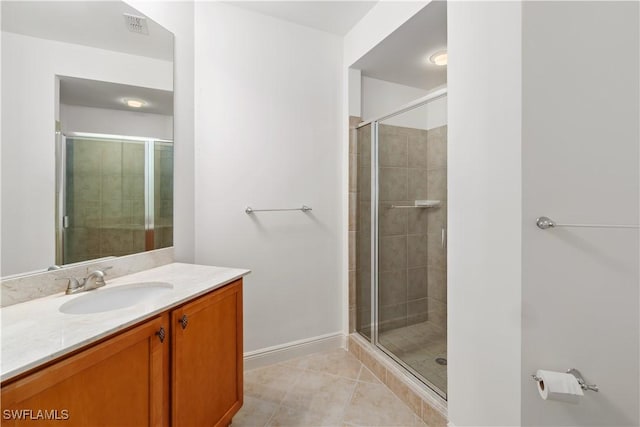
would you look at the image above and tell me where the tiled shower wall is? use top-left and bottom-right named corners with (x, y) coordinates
top-left (65, 139), bottom-right (174, 264)
top-left (154, 144), bottom-right (174, 249)
top-left (349, 120), bottom-right (447, 334)
top-left (424, 125), bottom-right (447, 332)
top-left (65, 139), bottom-right (146, 263)
top-left (356, 121), bottom-right (372, 336)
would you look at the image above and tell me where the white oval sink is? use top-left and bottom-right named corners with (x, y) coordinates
top-left (59, 282), bottom-right (173, 315)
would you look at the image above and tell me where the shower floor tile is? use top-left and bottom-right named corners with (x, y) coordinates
top-left (234, 348), bottom-right (426, 427)
top-left (379, 320), bottom-right (447, 394)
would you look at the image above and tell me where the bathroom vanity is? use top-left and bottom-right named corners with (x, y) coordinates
top-left (0, 263), bottom-right (249, 426)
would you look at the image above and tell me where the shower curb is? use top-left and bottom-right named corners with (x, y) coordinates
top-left (348, 333), bottom-right (448, 427)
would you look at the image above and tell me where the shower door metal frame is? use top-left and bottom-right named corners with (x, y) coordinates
top-left (371, 121), bottom-right (380, 347)
top-left (54, 128), bottom-right (66, 266)
top-left (357, 87), bottom-right (448, 399)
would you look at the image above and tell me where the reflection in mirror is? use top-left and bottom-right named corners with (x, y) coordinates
top-left (1, 1), bottom-right (174, 277)
top-left (57, 78), bottom-right (173, 265)
top-left (59, 133), bottom-right (173, 265)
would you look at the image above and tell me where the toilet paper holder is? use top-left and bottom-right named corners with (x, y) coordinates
top-left (531, 368), bottom-right (599, 392)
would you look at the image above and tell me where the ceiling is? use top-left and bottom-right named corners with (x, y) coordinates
top-left (228, 1), bottom-right (378, 36)
top-left (352, 1), bottom-right (447, 90)
top-left (1, 1), bottom-right (173, 61)
top-left (60, 77), bottom-right (174, 116)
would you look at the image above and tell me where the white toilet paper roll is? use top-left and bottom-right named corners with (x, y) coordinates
top-left (536, 370), bottom-right (584, 403)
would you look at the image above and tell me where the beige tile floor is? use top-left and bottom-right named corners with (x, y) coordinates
top-left (234, 349), bottom-right (427, 427)
top-left (378, 321), bottom-right (447, 394)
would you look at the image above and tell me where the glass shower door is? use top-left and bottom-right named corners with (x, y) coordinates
top-left (375, 101), bottom-right (448, 397)
top-left (60, 135), bottom-right (172, 265)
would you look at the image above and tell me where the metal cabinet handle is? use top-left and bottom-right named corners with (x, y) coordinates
top-left (155, 327), bottom-right (166, 343)
top-left (179, 314), bottom-right (188, 330)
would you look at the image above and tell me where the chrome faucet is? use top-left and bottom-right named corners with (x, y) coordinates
top-left (59, 267), bottom-right (112, 295)
top-left (84, 269), bottom-right (108, 291)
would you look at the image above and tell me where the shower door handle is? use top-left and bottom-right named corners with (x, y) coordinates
top-left (441, 228), bottom-right (446, 249)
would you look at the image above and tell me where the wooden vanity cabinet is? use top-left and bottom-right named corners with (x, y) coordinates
top-left (1, 279), bottom-right (244, 427)
top-left (172, 279), bottom-right (243, 427)
top-left (1, 315), bottom-right (169, 427)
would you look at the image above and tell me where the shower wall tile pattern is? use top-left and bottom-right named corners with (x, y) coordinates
top-left (376, 124), bottom-right (447, 332)
top-left (351, 122), bottom-right (448, 336)
top-left (65, 139), bottom-right (174, 265)
top-left (356, 121), bottom-right (372, 337)
top-left (424, 126), bottom-right (447, 332)
top-left (349, 107), bottom-right (447, 398)
top-left (154, 144), bottom-right (174, 249)
top-left (65, 139), bottom-right (146, 263)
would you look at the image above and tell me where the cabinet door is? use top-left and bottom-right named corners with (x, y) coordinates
top-left (172, 280), bottom-right (243, 427)
top-left (1, 315), bottom-right (169, 427)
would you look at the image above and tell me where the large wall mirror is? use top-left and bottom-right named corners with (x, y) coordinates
top-left (1, 1), bottom-right (174, 277)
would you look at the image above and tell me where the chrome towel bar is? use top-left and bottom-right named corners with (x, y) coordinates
top-left (245, 205), bottom-right (312, 214)
top-left (536, 216), bottom-right (639, 230)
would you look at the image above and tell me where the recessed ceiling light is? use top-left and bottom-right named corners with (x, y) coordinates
top-left (429, 50), bottom-right (448, 66)
top-left (125, 99), bottom-right (145, 108)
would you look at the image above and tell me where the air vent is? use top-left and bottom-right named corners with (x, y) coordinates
top-left (124, 13), bottom-right (149, 35)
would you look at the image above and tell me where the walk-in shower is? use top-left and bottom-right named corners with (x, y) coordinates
top-left (56, 133), bottom-right (174, 265)
top-left (355, 88), bottom-right (448, 398)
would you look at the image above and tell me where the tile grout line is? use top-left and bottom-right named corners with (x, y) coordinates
top-left (336, 364), bottom-right (363, 426)
top-left (350, 335), bottom-right (448, 425)
top-left (257, 351), bottom-right (369, 426)
top-left (261, 364), bottom-right (307, 427)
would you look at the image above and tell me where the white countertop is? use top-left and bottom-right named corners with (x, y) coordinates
top-left (0, 263), bottom-right (250, 382)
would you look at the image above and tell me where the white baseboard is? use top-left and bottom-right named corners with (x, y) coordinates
top-left (244, 332), bottom-right (346, 371)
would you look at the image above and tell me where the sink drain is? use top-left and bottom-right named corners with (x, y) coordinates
top-left (435, 357), bottom-right (447, 366)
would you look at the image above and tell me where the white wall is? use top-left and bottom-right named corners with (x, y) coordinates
top-left (125, 0), bottom-right (195, 264)
top-left (361, 76), bottom-right (447, 130)
top-left (521, 2), bottom-right (639, 426)
top-left (362, 76), bottom-right (427, 120)
top-left (343, 1), bottom-right (429, 69)
top-left (193, 3), bottom-right (343, 352)
top-left (348, 68), bottom-right (362, 118)
top-left (1, 31), bottom-right (172, 276)
top-left (0, 16), bottom-right (2, 281)
top-left (60, 104), bottom-right (173, 141)
top-left (447, 2), bottom-right (522, 426)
